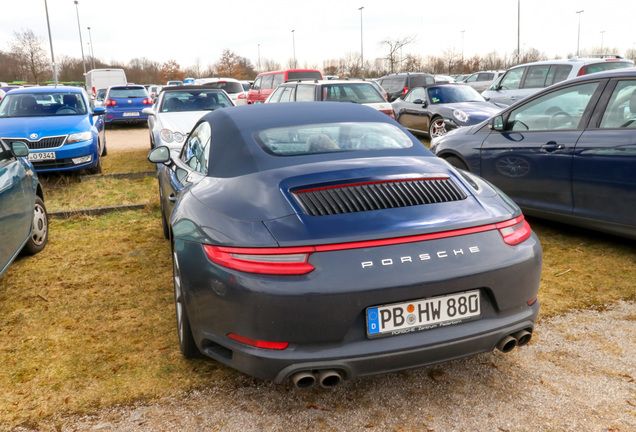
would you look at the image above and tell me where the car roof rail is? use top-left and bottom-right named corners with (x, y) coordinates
top-left (569, 54), bottom-right (624, 61)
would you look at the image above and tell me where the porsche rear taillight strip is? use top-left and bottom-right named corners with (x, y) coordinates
top-left (203, 215), bottom-right (532, 275)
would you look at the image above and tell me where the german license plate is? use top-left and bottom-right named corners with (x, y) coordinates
top-left (123, 112), bottom-right (139, 117)
top-left (366, 290), bottom-right (480, 338)
top-left (28, 151), bottom-right (56, 161)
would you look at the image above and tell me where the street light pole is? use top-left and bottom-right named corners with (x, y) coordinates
top-left (291, 30), bottom-right (296, 68)
top-left (517, 0), bottom-right (520, 64)
top-left (461, 30), bottom-right (465, 67)
top-left (257, 43), bottom-right (261, 72)
top-left (43, 0), bottom-right (58, 85)
top-left (358, 6), bottom-right (364, 79)
top-left (576, 10), bottom-right (584, 57)
top-left (74, 0), bottom-right (87, 74)
top-left (600, 30), bottom-right (606, 53)
top-left (87, 26), bottom-right (95, 69)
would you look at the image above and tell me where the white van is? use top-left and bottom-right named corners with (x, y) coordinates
top-left (482, 55), bottom-right (634, 106)
top-left (84, 68), bottom-right (127, 99)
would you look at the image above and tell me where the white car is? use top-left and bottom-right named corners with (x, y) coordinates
top-left (141, 86), bottom-right (235, 151)
top-left (190, 77), bottom-right (248, 105)
top-left (265, 79), bottom-right (395, 118)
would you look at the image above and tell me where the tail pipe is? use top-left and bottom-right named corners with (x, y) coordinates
top-left (317, 369), bottom-right (342, 388)
top-left (496, 328), bottom-right (533, 353)
top-left (290, 369), bottom-right (344, 389)
top-left (291, 371), bottom-right (316, 389)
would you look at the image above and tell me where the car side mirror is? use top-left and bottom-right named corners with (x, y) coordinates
top-left (10, 141), bottom-right (29, 157)
top-left (142, 107), bottom-right (154, 116)
top-left (148, 146), bottom-right (171, 164)
top-left (490, 115), bottom-right (505, 131)
top-left (92, 107), bottom-right (106, 115)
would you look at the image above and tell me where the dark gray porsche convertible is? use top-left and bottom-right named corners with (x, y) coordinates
top-left (148, 102), bottom-right (542, 388)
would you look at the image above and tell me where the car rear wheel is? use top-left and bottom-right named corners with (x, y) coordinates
top-left (173, 243), bottom-right (199, 358)
top-left (429, 117), bottom-right (447, 138)
top-left (22, 196), bottom-right (48, 255)
top-left (445, 156), bottom-right (469, 171)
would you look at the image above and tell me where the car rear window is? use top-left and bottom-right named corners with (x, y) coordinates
top-left (201, 81), bottom-right (243, 93)
top-left (287, 71), bottom-right (322, 80)
top-left (321, 83), bottom-right (385, 103)
top-left (581, 60), bottom-right (634, 75)
top-left (409, 75), bottom-right (435, 87)
top-left (254, 122), bottom-right (413, 156)
top-left (109, 88), bottom-right (147, 98)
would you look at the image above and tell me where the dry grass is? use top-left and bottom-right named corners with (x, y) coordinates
top-left (102, 148), bottom-right (154, 174)
top-left (0, 146), bottom-right (634, 428)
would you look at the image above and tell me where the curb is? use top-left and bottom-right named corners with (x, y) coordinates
top-left (49, 203), bottom-right (152, 219)
top-left (80, 171), bottom-right (157, 182)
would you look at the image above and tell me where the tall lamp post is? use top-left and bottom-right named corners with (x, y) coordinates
top-left (43, 0), bottom-right (58, 85)
top-left (291, 30), bottom-right (296, 68)
top-left (461, 30), bottom-right (465, 67)
top-left (600, 30), bottom-right (606, 53)
top-left (517, 0), bottom-right (520, 64)
top-left (358, 6), bottom-right (364, 79)
top-left (74, 0), bottom-right (87, 74)
top-left (257, 43), bottom-right (261, 72)
top-left (87, 26), bottom-right (95, 70)
top-left (576, 10), bottom-right (584, 56)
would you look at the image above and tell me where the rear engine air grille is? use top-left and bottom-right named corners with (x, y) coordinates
top-left (2, 136), bottom-right (67, 150)
top-left (294, 178), bottom-right (467, 216)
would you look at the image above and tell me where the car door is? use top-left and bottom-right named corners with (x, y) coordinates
top-left (162, 122), bottom-right (212, 221)
top-left (0, 142), bottom-right (34, 273)
top-left (486, 67), bottom-right (525, 106)
top-left (479, 80), bottom-right (604, 214)
top-left (394, 87), bottom-right (430, 135)
top-left (572, 78), bottom-right (636, 228)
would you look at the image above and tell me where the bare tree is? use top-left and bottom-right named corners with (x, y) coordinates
top-left (380, 35), bottom-right (416, 73)
top-left (10, 29), bottom-right (51, 83)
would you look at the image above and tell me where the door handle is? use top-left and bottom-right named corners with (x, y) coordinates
top-left (541, 142), bottom-right (565, 152)
top-left (168, 194), bottom-right (176, 203)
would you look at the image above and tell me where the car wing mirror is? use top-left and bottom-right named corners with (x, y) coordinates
top-left (148, 145), bottom-right (171, 165)
top-left (142, 107), bottom-right (154, 116)
top-left (489, 115), bottom-right (505, 131)
top-left (93, 107), bottom-right (106, 115)
top-left (10, 141), bottom-right (29, 157)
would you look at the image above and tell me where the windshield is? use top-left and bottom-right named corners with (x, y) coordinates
top-left (427, 86), bottom-right (485, 104)
top-left (255, 122), bottom-right (413, 156)
top-left (0, 92), bottom-right (88, 117)
top-left (160, 90), bottom-right (233, 112)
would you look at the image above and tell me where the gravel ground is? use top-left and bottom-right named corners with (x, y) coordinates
top-left (13, 301), bottom-right (635, 432)
top-left (13, 125), bottom-right (634, 431)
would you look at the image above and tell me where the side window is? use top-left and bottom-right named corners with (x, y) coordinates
top-left (296, 85), bottom-right (315, 101)
top-left (278, 86), bottom-right (294, 102)
top-left (0, 142), bottom-right (10, 164)
top-left (599, 80), bottom-right (636, 129)
top-left (252, 77), bottom-right (262, 90)
top-left (478, 73), bottom-right (494, 81)
top-left (508, 82), bottom-right (600, 131)
top-left (261, 75), bottom-right (274, 90)
top-left (268, 86), bottom-right (285, 103)
top-left (522, 65), bottom-right (550, 89)
top-left (405, 87), bottom-right (427, 102)
top-left (272, 73), bottom-right (284, 88)
top-left (546, 65), bottom-right (572, 86)
top-left (499, 67), bottom-right (525, 90)
top-left (465, 74), bottom-right (478, 83)
top-left (180, 122), bottom-right (212, 174)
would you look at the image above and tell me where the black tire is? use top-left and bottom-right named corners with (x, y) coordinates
top-left (22, 196), bottom-right (48, 255)
top-left (159, 186), bottom-right (170, 239)
top-left (429, 117), bottom-right (447, 139)
top-left (172, 243), bottom-right (199, 358)
top-left (445, 155), bottom-right (469, 171)
top-left (101, 136), bottom-right (108, 157)
top-left (88, 154), bottom-right (102, 175)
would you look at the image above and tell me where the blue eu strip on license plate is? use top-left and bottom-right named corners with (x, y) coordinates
top-left (367, 290), bottom-right (480, 337)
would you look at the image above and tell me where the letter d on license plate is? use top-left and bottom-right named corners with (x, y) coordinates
top-left (366, 290), bottom-right (480, 338)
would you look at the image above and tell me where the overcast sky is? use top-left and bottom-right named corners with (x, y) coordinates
top-left (1, 0), bottom-right (634, 73)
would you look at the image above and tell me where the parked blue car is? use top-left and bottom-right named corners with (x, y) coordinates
top-left (431, 68), bottom-right (636, 240)
top-left (0, 86), bottom-right (106, 174)
top-left (103, 85), bottom-right (152, 126)
top-left (0, 141), bottom-right (48, 276)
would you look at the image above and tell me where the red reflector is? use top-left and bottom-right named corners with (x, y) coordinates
top-left (380, 109), bottom-right (395, 119)
top-left (527, 296), bottom-right (538, 306)
top-left (496, 216), bottom-right (532, 245)
top-left (238, 93), bottom-right (247, 99)
top-left (204, 245), bottom-right (315, 275)
top-left (228, 333), bottom-right (288, 350)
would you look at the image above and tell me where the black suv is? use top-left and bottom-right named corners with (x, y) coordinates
top-left (377, 72), bottom-right (435, 102)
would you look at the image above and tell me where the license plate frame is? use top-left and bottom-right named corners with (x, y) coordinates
top-left (123, 111), bottom-right (140, 117)
top-left (28, 151), bottom-right (56, 161)
top-left (366, 290), bottom-right (481, 338)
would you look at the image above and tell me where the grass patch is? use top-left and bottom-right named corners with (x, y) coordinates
top-left (40, 175), bottom-right (158, 212)
top-left (102, 148), bottom-right (155, 174)
top-left (0, 146), bottom-right (634, 428)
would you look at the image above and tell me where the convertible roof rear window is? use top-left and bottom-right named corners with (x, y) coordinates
top-left (254, 122), bottom-right (413, 156)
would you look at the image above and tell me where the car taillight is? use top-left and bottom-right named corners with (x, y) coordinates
top-left (92, 87), bottom-right (96, 98)
top-left (227, 333), bottom-right (288, 350)
top-left (142, 97), bottom-right (153, 105)
top-left (238, 93), bottom-right (247, 99)
top-left (105, 99), bottom-right (116, 106)
top-left (403, 87), bottom-right (409, 95)
top-left (576, 66), bottom-right (586, 77)
top-left (204, 245), bottom-right (315, 275)
top-left (380, 109), bottom-right (395, 119)
top-left (496, 216), bottom-right (532, 245)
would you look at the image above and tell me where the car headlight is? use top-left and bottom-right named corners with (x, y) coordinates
top-left (453, 109), bottom-right (469, 123)
top-left (67, 131), bottom-right (92, 143)
top-left (160, 129), bottom-right (185, 144)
